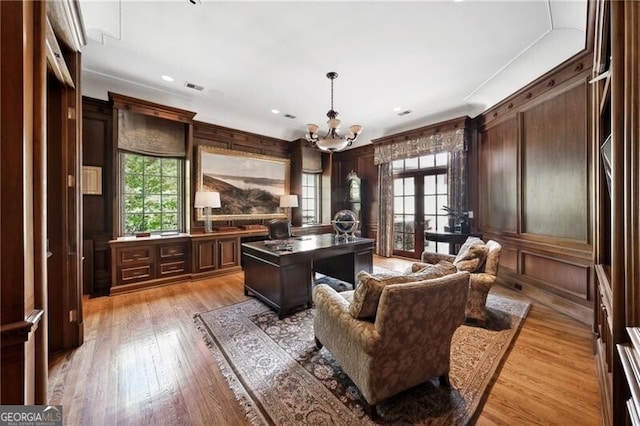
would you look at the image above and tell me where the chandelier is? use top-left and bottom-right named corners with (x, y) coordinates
top-left (305, 72), bottom-right (363, 152)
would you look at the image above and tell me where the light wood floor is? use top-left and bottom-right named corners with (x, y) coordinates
top-left (49, 256), bottom-right (602, 425)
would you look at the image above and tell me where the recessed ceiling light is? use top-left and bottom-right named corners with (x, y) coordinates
top-left (393, 107), bottom-right (402, 112)
top-left (161, 75), bottom-right (174, 82)
top-left (271, 109), bottom-right (280, 114)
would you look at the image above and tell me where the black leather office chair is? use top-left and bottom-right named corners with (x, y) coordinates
top-left (268, 219), bottom-right (292, 239)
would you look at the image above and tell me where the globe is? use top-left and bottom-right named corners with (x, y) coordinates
top-left (332, 209), bottom-right (359, 237)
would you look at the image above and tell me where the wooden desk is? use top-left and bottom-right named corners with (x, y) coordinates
top-left (242, 234), bottom-right (375, 318)
top-left (424, 231), bottom-right (483, 255)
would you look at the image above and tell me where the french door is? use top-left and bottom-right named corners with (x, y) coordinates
top-left (393, 155), bottom-right (449, 258)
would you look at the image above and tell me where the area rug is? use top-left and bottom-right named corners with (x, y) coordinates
top-left (194, 293), bottom-right (530, 425)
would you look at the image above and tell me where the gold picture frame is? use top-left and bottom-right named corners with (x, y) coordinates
top-left (82, 166), bottom-right (102, 195)
top-left (195, 146), bottom-right (290, 221)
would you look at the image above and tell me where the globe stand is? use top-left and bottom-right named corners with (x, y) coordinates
top-left (332, 210), bottom-right (359, 240)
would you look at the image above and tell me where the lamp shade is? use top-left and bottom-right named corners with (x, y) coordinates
top-left (194, 191), bottom-right (221, 208)
top-left (279, 194), bottom-right (298, 208)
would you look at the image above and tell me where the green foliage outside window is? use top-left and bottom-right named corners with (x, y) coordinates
top-left (121, 153), bottom-right (182, 234)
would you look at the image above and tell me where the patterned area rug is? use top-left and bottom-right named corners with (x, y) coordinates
top-left (194, 292), bottom-right (530, 425)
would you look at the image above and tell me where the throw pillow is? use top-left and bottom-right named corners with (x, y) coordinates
top-left (411, 259), bottom-right (457, 275)
top-left (453, 237), bottom-right (489, 272)
top-left (349, 265), bottom-right (456, 319)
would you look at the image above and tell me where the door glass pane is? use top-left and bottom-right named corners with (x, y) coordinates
top-left (404, 178), bottom-right (415, 195)
top-left (394, 178), bottom-right (404, 194)
top-left (404, 157), bottom-right (419, 170)
top-left (424, 195), bottom-right (436, 214)
top-left (404, 196), bottom-right (415, 214)
top-left (394, 196), bottom-right (404, 214)
top-left (436, 174), bottom-right (447, 193)
top-left (420, 154), bottom-right (435, 168)
top-left (424, 175), bottom-right (436, 194)
top-left (435, 152), bottom-right (448, 166)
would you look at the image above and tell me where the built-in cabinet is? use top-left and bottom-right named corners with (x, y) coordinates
top-left (110, 236), bottom-right (191, 294)
top-left (191, 233), bottom-right (242, 279)
top-left (592, 1), bottom-right (640, 424)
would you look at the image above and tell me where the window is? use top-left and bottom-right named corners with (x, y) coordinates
top-left (120, 153), bottom-right (184, 235)
top-left (301, 173), bottom-right (320, 224)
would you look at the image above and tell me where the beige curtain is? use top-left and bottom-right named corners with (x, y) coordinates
top-left (374, 128), bottom-right (468, 257)
top-left (376, 162), bottom-right (394, 256)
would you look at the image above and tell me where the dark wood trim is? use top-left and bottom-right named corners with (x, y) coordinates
top-left (0, 311), bottom-right (45, 347)
top-left (109, 92), bottom-right (196, 123)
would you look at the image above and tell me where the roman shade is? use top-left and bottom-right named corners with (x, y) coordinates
top-left (117, 109), bottom-right (187, 157)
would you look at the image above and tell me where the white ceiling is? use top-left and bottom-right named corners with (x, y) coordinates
top-left (79, 0), bottom-right (588, 147)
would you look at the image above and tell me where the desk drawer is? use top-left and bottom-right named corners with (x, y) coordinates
top-left (159, 260), bottom-right (186, 276)
top-left (120, 246), bottom-right (152, 264)
top-left (160, 243), bottom-right (187, 259)
top-left (121, 265), bottom-right (152, 282)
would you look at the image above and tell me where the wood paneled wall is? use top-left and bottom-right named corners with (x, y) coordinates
top-left (473, 53), bottom-right (594, 323)
top-left (82, 98), bottom-right (113, 295)
top-left (332, 144), bottom-right (378, 239)
top-left (192, 120), bottom-right (292, 231)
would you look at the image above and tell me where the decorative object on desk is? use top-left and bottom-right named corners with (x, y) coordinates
top-left (196, 146), bottom-right (290, 221)
top-left (193, 293), bottom-right (530, 425)
top-left (332, 209), bottom-right (359, 239)
top-left (263, 239), bottom-right (294, 252)
top-left (305, 72), bottom-right (363, 153)
top-left (194, 191), bottom-right (221, 233)
top-left (279, 194), bottom-right (298, 220)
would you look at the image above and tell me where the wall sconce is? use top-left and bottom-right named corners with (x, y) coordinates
top-left (279, 194), bottom-right (298, 219)
top-left (194, 191), bottom-right (221, 233)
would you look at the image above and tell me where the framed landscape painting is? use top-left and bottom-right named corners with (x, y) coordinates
top-left (196, 146), bottom-right (290, 221)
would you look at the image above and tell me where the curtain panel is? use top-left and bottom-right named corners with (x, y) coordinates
top-left (376, 162), bottom-right (394, 257)
top-left (374, 128), bottom-right (468, 257)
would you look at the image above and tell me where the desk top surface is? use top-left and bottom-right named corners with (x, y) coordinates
top-left (242, 233), bottom-right (375, 256)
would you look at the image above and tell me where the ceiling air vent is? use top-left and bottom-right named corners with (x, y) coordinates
top-left (283, 114), bottom-right (296, 119)
top-left (185, 82), bottom-right (204, 91)
top-left (397, 110), bottom-right (412, 116)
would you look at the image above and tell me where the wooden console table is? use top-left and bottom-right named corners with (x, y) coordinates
top-left (242, 234), bottom-right (375, 318)
top-left (424, 231), bottom-right (483, 255)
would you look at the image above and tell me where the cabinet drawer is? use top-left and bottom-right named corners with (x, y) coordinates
top-left (160, 243), bottom-right (186, 259)
top-left (159, 261), bottom-right (186, 276)
top-left (120, 247), bottom-right (152, 264)
top-left (121, 265), bottom-right (152, 282)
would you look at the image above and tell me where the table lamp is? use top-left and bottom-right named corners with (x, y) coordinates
top-left (194, 191), bottom-right (221, 233)
top-left (279, 194), bottom-right (298, 219)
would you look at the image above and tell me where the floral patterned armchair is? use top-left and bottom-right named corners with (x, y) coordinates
top-left (312, 271), bottom-right (470, 418)
top-left (422, 239), bottom-right (502, 325)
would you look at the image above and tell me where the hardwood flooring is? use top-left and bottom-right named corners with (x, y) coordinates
top-left (49, 256), bottom-right (602, 425)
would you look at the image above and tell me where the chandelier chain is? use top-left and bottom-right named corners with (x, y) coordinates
top-left (330, 77), bottom-right (334, 111)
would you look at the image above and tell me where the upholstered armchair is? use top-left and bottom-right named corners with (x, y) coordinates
top-left (421, 239), bottom-right (502, 325)
top-left (313, 271), bottom-right (470, 417)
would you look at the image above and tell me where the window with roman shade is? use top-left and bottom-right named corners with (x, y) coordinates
top-left (110, 93), bottom-right (195, 236)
